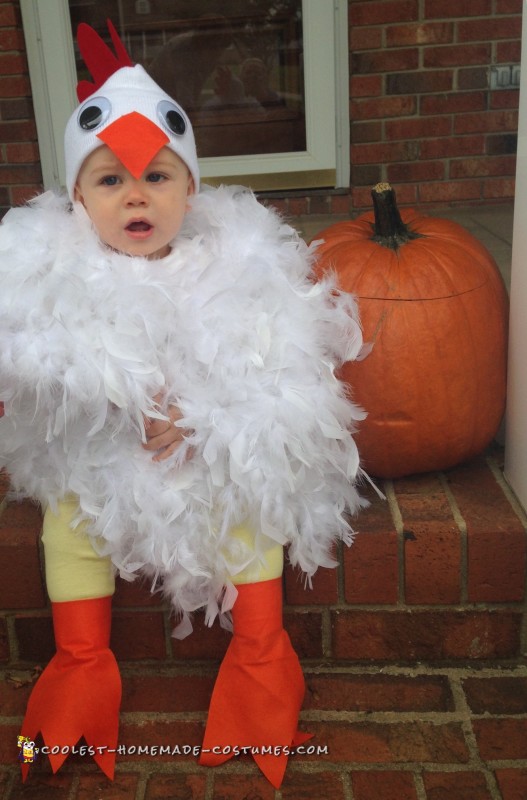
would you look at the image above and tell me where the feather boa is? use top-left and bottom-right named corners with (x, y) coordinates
top-left (0, 185), bottom-right (367, 634)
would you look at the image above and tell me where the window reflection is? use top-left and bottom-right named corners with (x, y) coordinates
top-left (69, 1), bottom-right (306, 158)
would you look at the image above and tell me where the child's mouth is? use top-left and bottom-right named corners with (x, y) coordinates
top-left (126, 221), bottom-right (152, 232)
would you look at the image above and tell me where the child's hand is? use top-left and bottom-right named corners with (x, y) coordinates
top-left (143, 394), bottom-right (193, 463)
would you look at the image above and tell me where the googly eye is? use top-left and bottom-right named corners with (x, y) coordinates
top-left (157, 100), bottom-right (186, 136)
top-left (78, 97), bottom-right (112, 131)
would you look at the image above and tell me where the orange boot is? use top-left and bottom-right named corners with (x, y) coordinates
top-left (199, 577), bottom-right (312, 788)
top-left (20, 595), bottom-right (121, 781)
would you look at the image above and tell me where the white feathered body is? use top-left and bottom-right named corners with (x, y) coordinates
top-left (0, 185), bottom-right (366, 631)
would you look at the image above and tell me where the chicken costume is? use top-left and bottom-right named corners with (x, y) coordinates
top-left (0, 22), bottom-right (367, 788)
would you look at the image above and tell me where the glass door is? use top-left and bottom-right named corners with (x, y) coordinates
top-left (21, 0), bottom-right (347, 191)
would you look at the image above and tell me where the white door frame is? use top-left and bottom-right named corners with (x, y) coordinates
top-left (504, 1), bottom-right (527, 508)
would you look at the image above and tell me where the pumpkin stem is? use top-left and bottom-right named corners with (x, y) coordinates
top-left (371, 182), bottom-right (422, 250)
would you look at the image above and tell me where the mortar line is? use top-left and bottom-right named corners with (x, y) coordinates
top-left (384, 480), bottom-right (405, 605)
top-left (438, 472), bottom-right (468, 605)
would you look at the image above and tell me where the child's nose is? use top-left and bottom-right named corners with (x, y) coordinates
top-left (124, 182), bottom-right (148, 205)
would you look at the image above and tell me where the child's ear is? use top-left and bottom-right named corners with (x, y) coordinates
top-left (73, 185), bottom-right (85, 206)
top-left (186, 176), bottom-right (196, 210)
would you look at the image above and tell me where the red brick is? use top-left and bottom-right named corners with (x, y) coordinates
top-left (350, 26), bottom-right (383, 52)
top-left (10, 184), bottom-right (43, 206)
top-left (303, 673), bottom-right (453, 712)
top-left (496, 39), bottom-right (521, 62)
top-left (473, 719), bottom-right (527, 760)
top-left (387, 70), bottom-right (453, 95)
top-left (419, 180), bottom-right (482, 203)
top-left (455, 110), bottom-right (518, 135)
top-left (121, 673), bottom-right (214, 713)
top-left (463, 676), bottom-right (527, 714)
top-left (497, 0), bottom-right (522, 11)
top-left (424, 0), bottom-right (491, 17)
top-left (119, 718), bottom-right (203, 757)
top-left (350, 1), bottom-right (419, 27)
top-left (423, 771), bottom-right (492, 799)
top-left (403, 523), bottom-right (461, 604)
top-left (330, 194), bottom-right (352, 216)
top-left (351, 75), bottom-right (383, 98)
top-left (483, 177), bottom-right (515, 199)
top-left (459, 67), bottom-right (489, 90)
top-left (281, 771), bottom-right (345, 799)
top-left (0, 617), bottom-right (8, 662)
top-left (299, 720), bottom-right (469, 763)
top-left (112, 611), bottom-right (167, 661)
top-left (0, 163), bottom-right (43, 184)
top-left (344, 483), bottom-right (398, 605)
top-left (386, 116), bottom-right (452, 141)
top-left (113, 575), bottom-right (164, 607)
top-left (387, 22), bottom-right (453, 47)
top-left (0, 52), bottom-right (25, 74)
top-left (388, 160), bottom-right (445, 185)
top-left (352, 95), bottom-right (416, 121)
top-left (284, 564), bottom-right (338, 605)
top-left (14, 614), bottom-right (53, 664)
top-left (331, 610), bottom-right (522, 661)
top-left (353, 48), bottom-right (419, 75)
top-left (0, 119), bottom-right (37, 144)
top-left (0, 74), bottom-right (30, 97)
top-left (0, 671), bottom-right (32, 715)
top-left (6, 773), bottom-right (73, 799)
top-left (144, 772), bottom-right (207, 799)
top-left (490, 89), bottom-right (520, 110)
top-left (77, 773), bottom-right (141, 799)
top-left (495, 769), bottom-right (527, 800)
top-left (446, 460), bottom-right (526, 602)
top-left (424, 44), bottom-right (491, 68)
top-left (458, 17), bottom-right (521, 41)
top-left (5, 141), bottom-right (39, 163)
top-left (0, 501), bottom-right (46, 609)
top-left (450, 155), bottom-right (516, 179)
top-left (288, 196), bottom-right (308, 216)
top-left (0, 28), bottom-right (25, 50)
top-left (467, 526), bottom-right (525, 602)
top-left (0, 5), bottom-right (17, 27)
top-left (352, 771), bottom-right (418, 800)
top-left (170, 614), bottom-right (230, 661)
top-left (211, 773), bottom-right (276, 800)
top-left (285, 610), bottom-right (323, 658)
top-left (395, 478), bottom-right (461, 604)
top-left (420, 135), bottom-right (485, 159)
top-left (352, 141), bottom-right (421, 166)
top-left (421, 92), bottom-right (486, 115)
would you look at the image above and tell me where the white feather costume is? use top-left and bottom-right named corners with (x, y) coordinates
top-left (0, 185), bottom-right (367, 634)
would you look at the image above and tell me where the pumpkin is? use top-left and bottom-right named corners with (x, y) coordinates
top-left (314, 183), bottom-right (509, 479)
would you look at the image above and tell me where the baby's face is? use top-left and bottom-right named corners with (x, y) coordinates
top-left (74, 145), bottom-right (194, 260)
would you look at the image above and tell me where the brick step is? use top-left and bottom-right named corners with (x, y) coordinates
top-left (1, 665), bottom-right (527, 798)
top-left (1, 447), bottom-right (526, 668)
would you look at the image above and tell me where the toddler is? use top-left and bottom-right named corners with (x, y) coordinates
top-left (0, 21), bottom-right (367, 789)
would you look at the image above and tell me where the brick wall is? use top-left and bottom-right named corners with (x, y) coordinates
top-left (0, 0), bottom-right (522, 219)
top-left (348, 0), bottom-right (522, 211)
top-left (1, 449), bottom-right (525, 671)
top-left (0, 0), bottom-right (42, 218)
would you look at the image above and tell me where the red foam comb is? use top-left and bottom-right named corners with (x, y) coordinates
top-left (76, 19), bottom-right (133, 102)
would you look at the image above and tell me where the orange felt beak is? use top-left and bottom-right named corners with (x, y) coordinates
top-left (97, 111), bottom-right (170, 178)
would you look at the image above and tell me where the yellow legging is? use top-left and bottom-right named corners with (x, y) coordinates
top-left (42, 497), bottom-right (283, 601)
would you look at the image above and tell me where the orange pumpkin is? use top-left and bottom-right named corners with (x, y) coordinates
top-left (314, 183), bottom-right (509, 478)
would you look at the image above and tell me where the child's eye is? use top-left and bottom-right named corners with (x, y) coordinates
top-left (101, 175), bottom-right (119, 186)
top-left (146, 172), bottom-right (165, 183)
